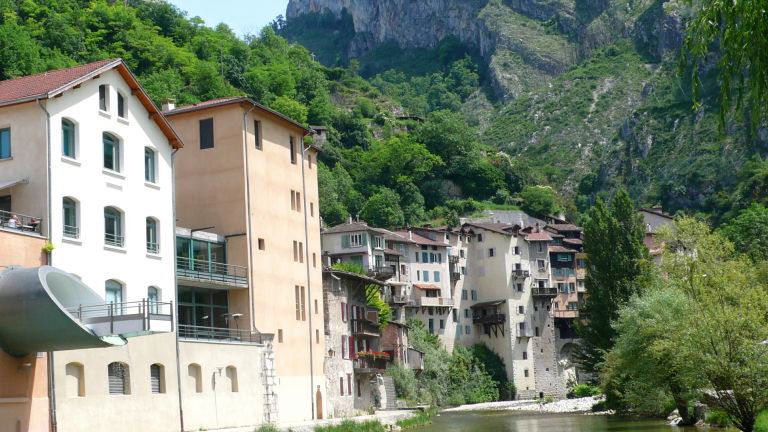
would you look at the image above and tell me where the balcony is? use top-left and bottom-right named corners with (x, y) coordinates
top-left (105, 233), bottom-right (124, 247)
top-left (147, 241), bottom-right (160, 254)
top-left (0, 210), bottom-right (43, 236)
top-left (449, 255), bottom-right (459, 264)
top-left (531, 287), bottom-right (558, 298)
top-left (176, 256), bottom-right (248, 288)
top-left (67, 300), bottom-right (173, 338)
top-left (178, 325), bottom-right (264, 344)
top-left (413, 297), bottom-right (455, 307)
top-left (473, 313), bottom-right (506, 325)
top-left (512, 269), bottom-right (530, 278)
top-left (373, 266), bottom-right (395, 275)
top-left (63, 225), bottom-right (80, 239)
top-left (354, 356), bottom-right (388, 374)
top-left (554, 310), bottom-right (579, 319)
top-left (386, 294), bottom-right (410, 304)
top-left (450, 271), bottom-right (461, 281)
top-left (351, 319), bottom-right (380, 337)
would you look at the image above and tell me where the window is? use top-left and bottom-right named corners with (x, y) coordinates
top-left (578, 259), bottom-right (586, 268)
top-left (105, 280), bottom-right (123, 314)
top-left (459, 249), bottom-right (466, 259)
top-left (313, 253), bottom-right (317, 268)
top-left (99, 85), bottom-right (108, 111)
top-left (108, 362), bottom-right (129, 395)
top-left (467, 236), bottom-right (472, 243)
top-left (316, 329), bottom-right (320, 344)
top-left (188, 364), bottom-right (203, 393)
top-left (146, 217), bottom-right (159, 253)
top-left (462, 290), bottom-right (467, 300)
top-left (538, 259), bottom-right (545, 269)
top-left (522, 352), bottom-right (528, 360)
top-left (199, 118), bottom-right (214, 149)
top-left (150, 364), bottom-right (165, 394)
top-left (144, 148), bottom-right (156, 183)
top-left (537, 242), bottom-right (543, 253)
top-left (295, 286), bottom-right (304, 321)
top-left (434, 271), bottom-right (440, 282)
top-left (347, 375), bottom-right (352, 396)
top-left (535, 327), bottom-right (540, 337)
top-left (416, 271), bottom-right (420, 281)
top-left (357, 379), bottom-right (361, 397)
top-left (308, 154), bottom-right (313, 169)
top-left (439, 319), bottom-right (445, 329)
top-left (0, 128), bottom-right (10, 160)
top-left (311, 202), bottom-right (314, 217)
top-left (452, 309), bottom-right (458, 323)
top-left (488, 248), bottom-right (496, 257)
top-left (117, 92), bottom-right (126, 118)
top-left (290, 136), bottom-right (296, 164)
top-left (65, 362), bottom-right (85, 397)
top-left (423, 271), bottom-right (429, 282)
top-left (103, 133), bottom-right (120, 172)
top-left (294, 241), bottom-right (299, 262)
top-left (553, 238), bottom-right (563, 245)
top-left (296, 192), bottom-right (301, 212)
top-left (554, 302), bottom-right (559, 310)
top-left (299, 242), bottom-right (304, 263)
top-left (372, 236), bottom-right (383, 249)
top-left (177, 286), bottom-right (229, 329)
top-left (514, 246), bottom-right (521, 255)
top-left (461, 266), bottom-right (467, 275)
top-left (62, 119), bottom-right (75, 158)
top-left (478, 233), bottom-right (485, 242)
top-left (471, 290), bottom-right (477, 301)
top-left (428, 319), bottom-right (434, 334)
top-left (278, 329), bottom-right (283, 343)
top-left (422, 252), bottom-right (429, 263)
top-left (567, 302), bottom-right (579, 310)
top-left (558, 253), bottom-right (572, 262)
top-left (465, 325), bottom-right (470, 335)
top-left (339, 377), bottom-right (344, 396)
top-left (524, 369), bottom-right (529, 378)
top-left (147, 287), bottom-right (160, 313)
top-left (254, 120), bottom-right (261, 149)
top-left (414, 252), bottom-right (419, 262)
top-left (515, 283), bottom-right (523, 293)
top-left (349, 234), bottom-right (364, 247)
top-left (518, 305), bottom-right (525, 315)
top-left (464, 309), bottom-right (470, 318)
top-left (258, 238), bottom-right (265, 250)
top-left (63, 197), bottom-right (78, 238)
top-left (558, 283), bottom-right (565, 293)
top-left (104, 207), bottom-right (123, 247)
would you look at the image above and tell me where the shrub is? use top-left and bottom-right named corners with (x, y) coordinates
top-left (390, 361), bottom-right (418, 400)
top-left (396, 411), bottom-right (433, 430)
top-left (255, 425), bottom-right (279, 432)
top-left (545, 396), bottom-right (554, 403)
top-left (445, 393), bottom-right (466, 406)
top-left (756, 410), bottom-right (768, 432)
top-left (659, 399), bottom-right (677, 417)
top-left (591, 401), bottom-right (608, 412)
top-left (572, 384), bottom-right (601, 398)
top-left (315, 419), bottom-right (385, 432)
top-left (706, 411), bottom-right (733, 428)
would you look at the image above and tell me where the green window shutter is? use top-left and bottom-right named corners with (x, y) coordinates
top-left (362, 233), bottom-right (367, 246)
top-left (342, 235), bottom-right (350, 248)
top-left (438, 253), bottom-right (442, 264)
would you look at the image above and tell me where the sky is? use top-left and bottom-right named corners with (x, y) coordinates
top-left (169, 0), bottom-right (290, 37)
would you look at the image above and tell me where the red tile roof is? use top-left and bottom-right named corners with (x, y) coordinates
top-left (549, 245), bottom-right (577, 252)
top-left (547, 223), bottom-right (582, 232)
top-left (0, 59), bottom-right (119, 106)
top-left (413, 284), bottom-right (441, 290)
top-left (526, 232), bottom-right (552, 241)
top-left (394, 231), bottom-right (446, 247)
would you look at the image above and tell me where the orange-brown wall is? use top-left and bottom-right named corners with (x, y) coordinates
top-left (0, 230), bottom-right (49, 432)
top-left (168, 102), bottom-right (325, 421)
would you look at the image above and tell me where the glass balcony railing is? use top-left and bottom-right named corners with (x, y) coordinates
top-left (176, 256), bottom-right (248, 287)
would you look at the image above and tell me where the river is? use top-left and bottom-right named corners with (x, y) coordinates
top-left (416, 410), bottom-right (713, 432)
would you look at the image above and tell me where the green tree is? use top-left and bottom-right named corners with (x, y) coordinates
top-left (720, 204), bottom-right (768, 263)
top-left (360, 188), bottom-right (405, 229)
top-left (520, 186), bottom-right (560, 217)
top-left (270, 95), bottom-right (308, 124)
top-left (366, 285), bottom-right (393, 332)
top-left (419, 110), bottom-right (477, 166)
top-left (657, 218), bottom-right (768, 432)
top-left (574, 189), bottom-right (650, 374)
top-left (602, 286), bottom-right (701, 423)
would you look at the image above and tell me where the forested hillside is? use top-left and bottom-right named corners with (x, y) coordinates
top-left (2, 0), bottom-right (765, 229)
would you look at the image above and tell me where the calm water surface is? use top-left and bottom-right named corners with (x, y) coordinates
top-left (417, 410), bottom-right (712, 432)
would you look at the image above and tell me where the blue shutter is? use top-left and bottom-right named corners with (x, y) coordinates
top-left (424, 271), bottom-right (429, 282)
top-left (434, 271), bottom-right (440, 282)
top-left (422, 252), bottom-right (428, 263)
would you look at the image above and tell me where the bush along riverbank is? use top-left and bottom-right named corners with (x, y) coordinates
top-left (396, 407), bottom-right (438, 430)
top-left (314, 419), bottom-right (387, 432)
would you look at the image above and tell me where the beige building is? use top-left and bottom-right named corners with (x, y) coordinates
top-left (165, 96), bottom-right (325, 422)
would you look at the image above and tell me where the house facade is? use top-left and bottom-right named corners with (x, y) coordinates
top-left (0, 60), bottom-right (181, 432)
top-left (165, 97), bottom-right (325, 422)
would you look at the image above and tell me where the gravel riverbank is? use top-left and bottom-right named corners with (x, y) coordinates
top-left (445, 396), bottom-right (609, 414)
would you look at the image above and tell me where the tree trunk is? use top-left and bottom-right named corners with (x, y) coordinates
top-left (670, 383), bottom-right (695, 425)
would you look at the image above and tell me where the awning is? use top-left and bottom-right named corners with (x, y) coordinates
top-left (470, 300), bottom-right (506, 309)
top-left (413, 284), bottom-right (441, 290)
top-left (388, 281), bottom-right (407, 286)
top-left (0, 178), bottom-right (29, 190)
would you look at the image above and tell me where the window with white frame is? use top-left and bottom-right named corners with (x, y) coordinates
top-left (145, 147), bottom-right (156, 183)
top-left (538, 259), bottom-right (546, 269)
top-left (62, 119), bottom-right (76, 158)
top-left (350, 234), bottom-right (363, 247)
top-left (103, 133), bottom-right (120, 172)
top-left (478, 233), bottom-right (485, 242)
top-left (459, 249), bottom-right (466, 259)
top-left (372, 236), bottom-right (383, 249)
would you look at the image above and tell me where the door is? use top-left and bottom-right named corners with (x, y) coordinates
top-left (316, 389), bottom-right (323, 419)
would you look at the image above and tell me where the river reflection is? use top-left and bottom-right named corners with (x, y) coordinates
top-left (417, 410), bottom-right (712, 432)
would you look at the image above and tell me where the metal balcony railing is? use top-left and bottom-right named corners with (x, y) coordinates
top-left (449, 255), bottom-right (459, 264)
top-left (0, 210), bottom-right (43, 235)
top-left (414, 297), bottom-right (455, 307)
top-left (105, 233), bottom-right (124, 247)
top-left (351, 320), bottom-right (380, 337)
top-left (176, 256), bottom-right (248, 287)
top-left (531, 287), bottom-right (558, 297)
top-left (473, 313), bottom-right (506, 325)
top-left (147, 242), bottom-right (160, 254)
top-left (450, 271), bottom-right (461, 281)
top-left (178, 324), bottom-right (264, 344)
top-left (67, 299), bottom-right (173, 336)
top-left (386, 294), bottom-right (409, 304)
top-left (512, 269), bottom-right (530, 278)
top-left (63, 225), bottom-right (79, 239)
top-left (554, 310), bottom-right (579, 318)
top-left (354, 356), bottom-right (388, 373)
top-left (373, 266), bottom-right (395, 275)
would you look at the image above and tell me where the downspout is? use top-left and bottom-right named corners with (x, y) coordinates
top-left (242, 104), bottom-right (257, 330)
top-left (37, 98), bottom-right (56, 432)
top-left (171, 148), bottom-right (184, 432)
top-left (300, 131), bottom-right (316, 419)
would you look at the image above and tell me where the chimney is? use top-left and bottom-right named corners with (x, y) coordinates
top-left (535, 222), bottom-right (541, 233)
top-left (161, 98), bottom-right (175, 112)
top-left (356, 214), bottom-right (359, 223)
top-left (408, 228), bottom-right (413, 241)
top-left (347, 214), bottom-right (353, 224)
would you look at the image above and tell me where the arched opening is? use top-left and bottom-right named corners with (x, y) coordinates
top-left (107, 362), bottom-right (130, 395)
top-left (146, 217), bottom-right (159, 253)
top-left (188, 363), bottom-right (202, 393)
top-left (105, 280), bottom-right (123, 315)
top-left (103, 132), bottom-right (120, 172)
top-left (150, 363), bottom-right (166, 394)
top-left (63, 197), bottom-right (79, 239)
top-left (148, 287), bottom-right (160, 313)
top-left (225, 366), bottom-right (238, 392)
top-left (316, 389), bottom-right (323, 419)
top-left (104, 206), bottom-right (123, 247)
top-left (65, 362), bottom-right (85, 397)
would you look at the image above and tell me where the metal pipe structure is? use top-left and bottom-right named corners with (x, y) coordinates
top-left (0, 266), bottom-right (127, 357)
